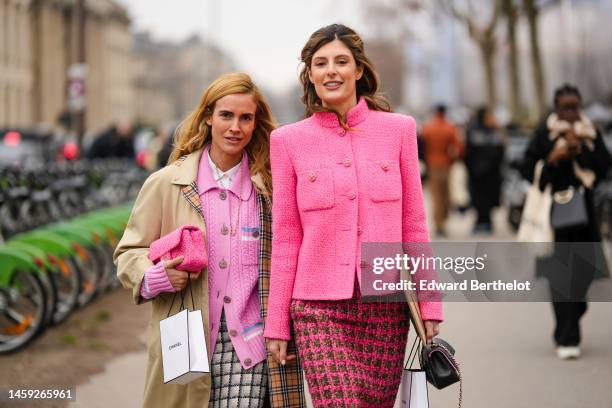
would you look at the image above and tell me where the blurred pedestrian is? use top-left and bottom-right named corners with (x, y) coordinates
top-left (143, 122), bottom-right (177, 170)
top-left (421, 104), bottom-right (463, 236)
top-left (522, 84), bottom-right (611, 359)
top-left (465, 107), bottom-right (505, 233)
top-left (156, 124), bottom-right (176, 168)
top-left (86, 120), bottom-right (135, 159)
top-left (263, 24), bottom-right (443, 407)
top-left (114, 73), bottom-right (305, 407)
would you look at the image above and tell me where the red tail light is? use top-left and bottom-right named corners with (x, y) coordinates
top-left (63, 142), bottom-right (80, 160)
top-left (3, 131), bottom-right (21, 146)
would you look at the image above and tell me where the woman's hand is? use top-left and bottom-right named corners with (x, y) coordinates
top-left (266, 339), bottom-right (296, 366)
top-left (565, 129), bottom-right (582, 155)
top-left (164, 256), bottom-right (199, 291)
top-left (548, 131), bottom-right (582, 164)
top-left (424, 320), bottom-right (440, 344)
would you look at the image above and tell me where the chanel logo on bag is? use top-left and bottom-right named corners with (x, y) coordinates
top-left (169, 342), bottom-right (182, 351)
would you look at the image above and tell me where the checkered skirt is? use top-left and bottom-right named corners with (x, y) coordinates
top-left (291, 288), bottom-right (410, 408)
top-left (209, 312), bottom-right (268, 408)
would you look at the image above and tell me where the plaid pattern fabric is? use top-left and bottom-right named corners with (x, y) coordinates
top-left (209, 312), bottom-right (268, 408)
top-left (257, 193), bottom-right (273, 320)
top-left (181, 182), bottom-right (205, 220)
top-left (179, 168), bottom-right (305, 407)
top-left (256, 192), bottom-right (306, 408)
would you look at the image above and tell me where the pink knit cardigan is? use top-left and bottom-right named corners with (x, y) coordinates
top-left (264, 98), bottom-right (443, 341)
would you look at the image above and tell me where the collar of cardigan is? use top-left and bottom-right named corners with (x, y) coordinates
top-left (197, 145), bottom-right (253, 201)
top-left (170, 148), bottom-right (268, 197)
top-left (312, 96), bottom-right (369, 128)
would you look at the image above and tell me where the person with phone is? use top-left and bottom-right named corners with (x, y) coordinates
top-left (522, 84), bottom-right (611, 360)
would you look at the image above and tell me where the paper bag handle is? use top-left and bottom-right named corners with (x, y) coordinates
top-left (400, 265), bottom-right (428, 344)
top-left (166, 278), bottom-right (196, 317)
top-left (405, 334), bottom-right (422, 369)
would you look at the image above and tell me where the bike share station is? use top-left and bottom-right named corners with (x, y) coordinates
top-left (0, 137), bottom-right (147, 353)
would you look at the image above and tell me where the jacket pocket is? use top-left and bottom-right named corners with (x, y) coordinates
top-left (296, 168), bottom-right (335, 211)
top-left (367, 160), bottom-right (402, 202)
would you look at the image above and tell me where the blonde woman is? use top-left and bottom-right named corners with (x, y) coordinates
top-left (114, 73), bottom-right (305, 408)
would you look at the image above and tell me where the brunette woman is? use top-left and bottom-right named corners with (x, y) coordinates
top-left (264, 25), bottom-right (443, 407)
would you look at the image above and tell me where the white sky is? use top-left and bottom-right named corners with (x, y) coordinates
top-left (115, 0), bottom-right (365, 94)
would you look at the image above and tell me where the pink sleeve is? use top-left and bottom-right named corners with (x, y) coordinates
top-left (140, 261), bottom-right (175, 299)
top-left (400, 116), bottom-right (443, 322)
top-left (264, 130), bottom-right (303, 341)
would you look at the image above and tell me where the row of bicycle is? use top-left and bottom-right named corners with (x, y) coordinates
top-left (0, 159), bottom-right (145, 241)
top-left (0, 204), bottom-right (132, 353)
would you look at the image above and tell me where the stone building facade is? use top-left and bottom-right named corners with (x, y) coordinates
top-left (0, 0), bottom-right (132, 134)
top-left (0, 0), bottom-right (34, 128)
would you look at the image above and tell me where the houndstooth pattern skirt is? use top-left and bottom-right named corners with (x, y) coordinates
top-left (208, 312), bottom-right (268, 408)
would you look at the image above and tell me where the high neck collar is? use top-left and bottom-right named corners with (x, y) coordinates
top-left (312, 97), bottom-right (370, 128)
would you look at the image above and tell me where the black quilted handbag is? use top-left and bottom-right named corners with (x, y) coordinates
top-left (404, 268), bottom-right (462, 405)
top-left (420, 338), bottom-right (461, 390)
top-left (405, 284), bottom-right (462, 406)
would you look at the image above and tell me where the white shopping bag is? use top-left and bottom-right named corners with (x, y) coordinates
top-left (517, 160), bottom-right (553, 243)
top-left (159, 307), bottom-right (209, 384)
top-left (449, 162), bottom-right (470, 209)
top-left (401, 317), bottom-right (429, 408)
top-left (401, 369), bottom-right (430, 408)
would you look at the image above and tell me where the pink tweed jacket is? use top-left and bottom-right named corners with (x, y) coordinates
top-left (264, 98), bottom-right (443, 341)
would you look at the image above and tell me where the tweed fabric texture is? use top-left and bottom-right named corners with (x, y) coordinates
top-left (209, 312), bottom-right (268, 408)
top-left (265, 97), bottom-right (443, 341)
top-left (290, 287), bottom-right (410, 407)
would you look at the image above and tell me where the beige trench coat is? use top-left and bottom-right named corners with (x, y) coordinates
top-left (114, 148), bottom-right (305, 408)
top-left (114, 149), bottom-right (212, 407)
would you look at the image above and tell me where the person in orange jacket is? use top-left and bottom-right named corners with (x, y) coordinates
top-left (421, 105), bottom-right (463, 236)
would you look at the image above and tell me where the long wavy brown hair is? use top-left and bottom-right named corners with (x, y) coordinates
top-left (299, 24), bottom-right (391, 127)
top-left (169, 73), bottom-right (274, 195)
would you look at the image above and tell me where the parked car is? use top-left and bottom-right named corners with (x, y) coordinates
top-left (0, 128), bottom-right (57, 168)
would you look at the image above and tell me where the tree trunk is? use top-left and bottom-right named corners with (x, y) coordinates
top-left (441, 0), bottom-right (500, 111)
top-left (481, 42), bottom-right (497, 111)
top-left (502, 0), bottom-right (521, 123)
top-left (524, 0), bottom-right (546, 123)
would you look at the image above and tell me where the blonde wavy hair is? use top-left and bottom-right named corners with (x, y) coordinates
top-left (169, 72), bottom-right (275, 195)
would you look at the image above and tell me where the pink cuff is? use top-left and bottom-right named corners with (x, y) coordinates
top-left (140, 261), bottom-right (175, 299)
top-left (419, 301), bottom-right (444, 323)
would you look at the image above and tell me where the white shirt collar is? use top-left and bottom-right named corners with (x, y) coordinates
top-left (208, 151), bottom-right (241, 188)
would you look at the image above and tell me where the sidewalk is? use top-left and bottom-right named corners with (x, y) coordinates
top-left (69, 352), bottom-right (146, 408)
top-left (70, 203), bottom-right (612, 407)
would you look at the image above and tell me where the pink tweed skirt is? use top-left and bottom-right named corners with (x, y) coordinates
top-left (290, 286), bottom-right (409, 408)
